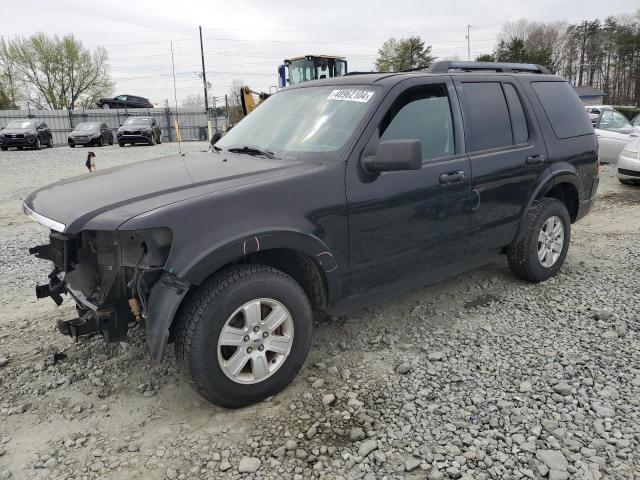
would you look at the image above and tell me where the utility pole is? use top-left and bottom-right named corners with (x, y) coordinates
top-left (199, 26), bottom-right (209, 113)
top-left (466, 25), bottom-right (471, 61)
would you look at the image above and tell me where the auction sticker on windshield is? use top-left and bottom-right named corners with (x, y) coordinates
top-left (327, 89), bottom-right (375, 103)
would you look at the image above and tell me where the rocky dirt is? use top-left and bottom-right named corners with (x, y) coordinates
top-left (0, 144), bottom-right (638, 480)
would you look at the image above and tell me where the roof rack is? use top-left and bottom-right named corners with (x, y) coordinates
top-left (425, 61), bottom-right (551, 74)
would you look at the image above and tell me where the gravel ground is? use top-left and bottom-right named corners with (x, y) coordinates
top-left (0, 145), bottom-right (638, 480)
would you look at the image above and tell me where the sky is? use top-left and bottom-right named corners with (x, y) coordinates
top-left (3, 0), bottom-right (639, 107)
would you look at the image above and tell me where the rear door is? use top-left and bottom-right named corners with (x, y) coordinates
top-left (595, 110), bottom-right (638, 163)
top-left (455, 76), bottom-right (548, 253)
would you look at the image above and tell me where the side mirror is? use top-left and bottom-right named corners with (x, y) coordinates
top-left (362, 139), bottom-right (422, 174)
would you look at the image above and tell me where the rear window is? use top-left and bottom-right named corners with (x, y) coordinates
top-left (462, 82), bottom-right (512, 152)
top-left (531, 82), bottom-right (593, 139)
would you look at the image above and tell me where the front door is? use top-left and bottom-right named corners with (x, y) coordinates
top-left (346, 77), bottom-right (474, 295)
top-left (455, 77), bottom-right (548, 253)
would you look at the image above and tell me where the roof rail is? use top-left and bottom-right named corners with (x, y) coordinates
top-left (426, 61), bottom-right (551, 74)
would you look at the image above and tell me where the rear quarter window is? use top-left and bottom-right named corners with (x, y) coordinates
top-left (531, 81), bottom-right (593, 139)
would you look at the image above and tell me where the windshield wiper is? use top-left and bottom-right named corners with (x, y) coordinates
top-left (227, 146), bottom-right (277, 159)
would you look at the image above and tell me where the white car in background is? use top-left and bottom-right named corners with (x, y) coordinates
top-left (590, 107), bottom-right (639, 163)
top-left (617, 138), bottom-right (640, 185)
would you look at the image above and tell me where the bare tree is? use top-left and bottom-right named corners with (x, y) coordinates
top-left (227, 79), bottom-right (244, 124)
top-left (182, 93), bottom-right (205, 109)
top-left (0, 38), bottom-right (20, 108)
top-left (4, 33), bottom-right (113, 110)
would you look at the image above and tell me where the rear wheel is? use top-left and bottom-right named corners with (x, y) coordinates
top-left (118, 142), bottom-right (125, 147)
top-left (174, 265), bottom-right (313, 408)
top-left (0, 146), bottom-right (7, 151)
top-left (507, 197), bottom-right (570, 283)
top-left (69, 144), bottom-right (75, 148)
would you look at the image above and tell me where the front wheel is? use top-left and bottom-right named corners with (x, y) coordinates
top-left (33, 137), bottom-right (41, 150)
top-left (0, 146), bottom-right (7, 151)
top-left (174, 265), bottom-right (313, 408)
top-left (118, 142), bottom-right (125, 147)
top-left (507, 197), bottom-right (571, 283)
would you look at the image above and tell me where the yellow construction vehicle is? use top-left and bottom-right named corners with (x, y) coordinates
top-left (239, 55), bottom-right (348, 117)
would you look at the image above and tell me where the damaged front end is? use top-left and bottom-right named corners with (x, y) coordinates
top-left (29, 226), bottom-right (185, 358)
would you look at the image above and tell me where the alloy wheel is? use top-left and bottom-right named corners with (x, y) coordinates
top-left (217, 298), bottom-right (294, 385)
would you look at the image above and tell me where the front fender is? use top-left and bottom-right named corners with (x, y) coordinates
top-left (169, 228), bottom-right (342, 305)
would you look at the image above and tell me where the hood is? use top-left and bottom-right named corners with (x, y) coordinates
top-left (118, 124), bottom-right (151, 132)
top-left (24, 151), bottom-right (318, 233)
top-left (1, 127), bottom-right (36, 135)
top-left (70, 128), bottom-right (99, 136)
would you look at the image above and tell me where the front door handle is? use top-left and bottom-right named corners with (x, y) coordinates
top-left (525, 154), bottom-right (546, 165)
top-left (439, 170), bottom-right (465, 185)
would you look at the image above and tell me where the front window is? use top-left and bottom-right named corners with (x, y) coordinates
top-left (288, 59), bottom-right (315, 85)
top-left (216, 85), bottom-right (378, 157)
top-left (124, 118), bottom-right (151, 126)
top-left (5, 120), bottom-right (35, 129)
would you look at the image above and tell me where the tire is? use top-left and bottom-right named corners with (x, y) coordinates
top-left (149, 134), bottom-right (156, 146)
top-left (619, 178), bottom-right (637, 185)
top-left (507, 197), bottom-right (571, 283)
top-left (33, 137), bottom-right (41, 150)
top-left (174, 265), bottom-right (313, 408)
top-left (118, 142), bottom-right (125, 147)
top-left (102, 103), bottom-right (110, 110)
top-left (98, 136), bottom-right (104, 147)
top-left (69, 144), bottom-right (75, 148)
top-left (0, 146), bottom-right (7, 151)
top-left (157, 132), bottom-right (162, 144)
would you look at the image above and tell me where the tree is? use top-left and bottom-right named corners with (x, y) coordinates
top-left (476, 53), bottom-right (495, 62)
top-left (227, 79), bottom-right (244, 124)
top-left (182, 93), bottom-right (205, 109)
top-left (0, 38), bottom-right (20, 108)
top-left (375, 36), bottom-right (435, 72)
top-left (3, 33), bottom-right (113, 110)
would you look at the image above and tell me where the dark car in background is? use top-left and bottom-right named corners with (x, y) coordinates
top-left (0, 119), bottom-right (53, 151)
top-left (117, 116), bottom-right (162, 146)
top-left (68, 122), bottom-right (114, 148)
top-left (97, 94), bottom-right (153, 110)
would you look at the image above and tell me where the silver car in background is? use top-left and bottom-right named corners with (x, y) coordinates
top-left (589, 107), bottom-right (639, 163)
top-left (617, 138), bottom-right (640, 185)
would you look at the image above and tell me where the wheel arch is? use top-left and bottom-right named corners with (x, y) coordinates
top-left (511, 169), bottom-right (581, 246)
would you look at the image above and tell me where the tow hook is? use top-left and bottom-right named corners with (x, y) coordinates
top-left (35, 267), bottom-right (65, 306)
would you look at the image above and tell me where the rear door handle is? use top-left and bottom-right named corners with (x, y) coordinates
top-left (439, 170), bottom-right (465, 185)
top-left (525, 154), bottom-right (546, 165)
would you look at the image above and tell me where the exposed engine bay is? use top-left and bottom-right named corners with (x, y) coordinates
top-left (29, 228), bottom-right (172, 342)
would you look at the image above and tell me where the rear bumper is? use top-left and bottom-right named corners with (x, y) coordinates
top-left (576, 176), bottom-right (599, 222)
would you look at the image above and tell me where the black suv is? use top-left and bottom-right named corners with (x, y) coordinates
top-left (23, 62), bottom-right (598, 408)
top-left (97, 94), bottom-right (153, 109)
top-left (116, 117), bottom-right (162, 146)
top-left (0, 119), bottom-right (53, 150)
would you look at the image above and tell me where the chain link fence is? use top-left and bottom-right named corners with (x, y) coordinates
top-left (0, 107), bottom-right (227, 146)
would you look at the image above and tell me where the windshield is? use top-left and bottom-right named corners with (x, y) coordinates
top-left (124, 118), bottom-right (151, 126)
top-left (74, 123), bottom-right (100, 131)
top-left (288, 59), bottom-right (316, 85)
top-left (216, 85), bottom-right (377, 156)
top-left (5, 120), bottom-right (35, 129)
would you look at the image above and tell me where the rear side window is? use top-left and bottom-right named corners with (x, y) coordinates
top-left (461, 82), bottom-right (512, 152)
top-left (503, 84), bottom-right (528, 144)
top-left (531, 82), bottom-right (593, 139)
